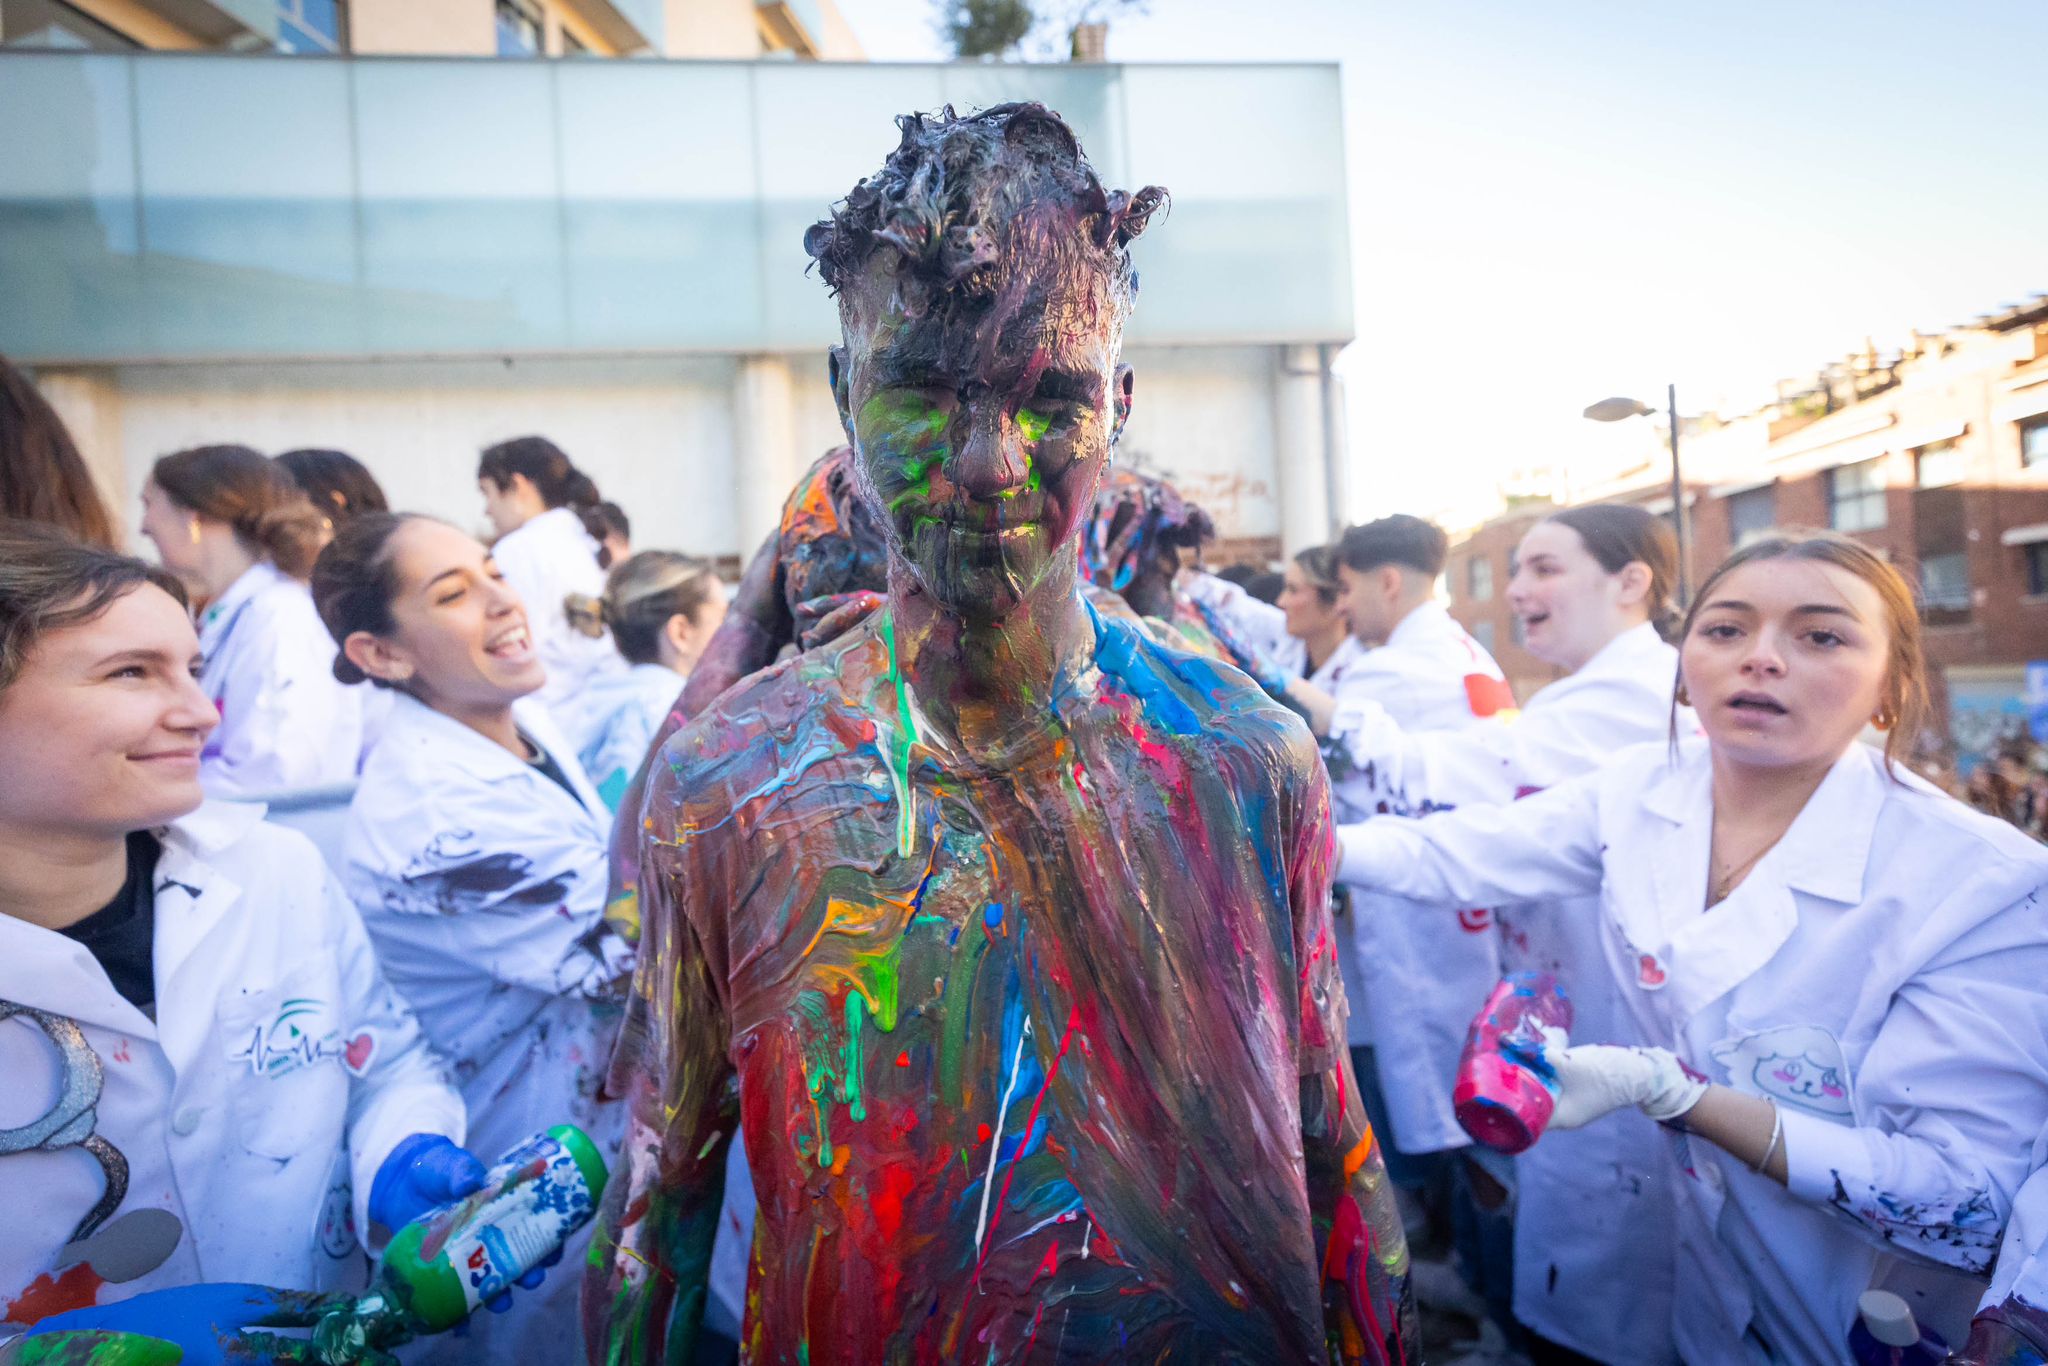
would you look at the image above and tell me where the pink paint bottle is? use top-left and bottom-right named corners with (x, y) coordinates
top-left (1453, 972), bottom-right (1573, 1154)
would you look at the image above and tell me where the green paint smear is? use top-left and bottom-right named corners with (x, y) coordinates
top-left (844, 992), bottom-right (868, 1122)
top-left (1015, 406), bottom-right (1052, 443)
top-left (878, 609), bottom-right (920, 858)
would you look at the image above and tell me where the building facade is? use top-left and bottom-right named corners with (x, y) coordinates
top-left (0, 46), bottom-right (1352, 567)
top-left (1444, 297), bottom-right (2048, 767)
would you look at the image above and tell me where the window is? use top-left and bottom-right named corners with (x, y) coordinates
top-left (1828, 458), bottom-right (1888, 532)
top-left (1471, 620), bottom-right (1497, 655)
top-left (2028, 543), bottom-right (2048, 597)
top-left (1466, 555), bottom-right (1494, 602)
top-left (495, 0), bottom-right (541, 55)
top-left (276, 0), bottom-right (345, 53)
top-left (1916, 439), bottom-right (1964, 489)
top-left (2024, 417), bottom-right (2048, 470)
top-left (1727, 485), bottom-right (1776, 546)
top-left (1920, 551), bottom-right (1971, 613)
top-left (0, 0), bottom-right (140, 49)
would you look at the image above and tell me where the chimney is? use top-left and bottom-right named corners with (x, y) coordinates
top-left (1070, 21), bottom-right (1107, 60)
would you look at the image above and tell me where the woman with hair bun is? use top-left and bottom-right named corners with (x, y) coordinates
top-left (563, 551), bottom-right (726, 811)
top-left (476, 435), bottom-right (621, 717)
top-left (140, 443), bottom-right (361, 797)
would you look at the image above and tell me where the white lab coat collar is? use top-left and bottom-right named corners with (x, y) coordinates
top-left (382, 692), bottom-right (603, 815)
top-left (0, 801), bottom-right (265, 1041)
top-left (1635, 741), bottom-right (1881, 1020)
top-left (199, 560), bottom-right (282, 632)
top-left (1383, 597), bottom-right (1454, 651)
top-left (1578, 620), bottom-right (1675, 684)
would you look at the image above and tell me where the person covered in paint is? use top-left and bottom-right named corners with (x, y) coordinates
top-left (1081, 465), bottom-right (1232, 660)
top-left (586, 102), bottom-right (1415, 1364)
top-left (1332, 503), bottom-right (1693, 1364)
top-left (1340, 530), bottom-right (2048, 1364)
top-left (1949, 1163), bottom-right (2048, 1364)
top-left (315, 513), bottom-right (632, 1366)
top-left (0, 523), bottom-right (482, 1360)
top-left (1181, 542), bottom-right (1366, 693)
top-left (137, 445), bottom-right (362, 798)
top-left (476, 436), bottom-right (623, 720)
top-left (563, 551), bottom-right (727, 812)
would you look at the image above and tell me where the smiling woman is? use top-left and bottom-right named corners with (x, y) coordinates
top-left (311, 511), bottom-right (632, 1366)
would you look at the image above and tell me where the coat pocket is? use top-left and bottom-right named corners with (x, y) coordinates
top-left (217, 962), bottom-right (355, 1161)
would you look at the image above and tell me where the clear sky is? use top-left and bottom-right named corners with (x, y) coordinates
top-left (832, 0), bottom-right (2048, 527)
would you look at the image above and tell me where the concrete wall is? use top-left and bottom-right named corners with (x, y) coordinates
top-left (56, 343), bottom-right (1289, 567)
top-left (347, 0), bottom-right (495, 55)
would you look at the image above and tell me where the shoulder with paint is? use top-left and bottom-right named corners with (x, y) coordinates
top-left (655, 613), bottom-right (880, 781)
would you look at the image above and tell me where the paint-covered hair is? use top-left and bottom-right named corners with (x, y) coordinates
top-left (1083, 468), bottom-right (1215, 602)
top-left (803, 102), bottom-right (1166, 321)
top-left (1674, 528), bottom-right (1930, 774)
top-left (0, 520), bottom-right (187, 693)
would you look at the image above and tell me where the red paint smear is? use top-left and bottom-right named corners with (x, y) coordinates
top-left (1028, 1241), bottom-right (1060, 1287)
top-left (973, 1005), bottom-right (1082, 1285)
top-left (976, 1122), bottom-right (992, 1144)
top-left (869, 1162), bottom-right (919, 1246)
top-left (1320, 1193), bottom-right (1397, 1366)
top-left (4, 1262), bottom-right (104, 1326)
top-left (895, 1050), bottom-right (910, 1067)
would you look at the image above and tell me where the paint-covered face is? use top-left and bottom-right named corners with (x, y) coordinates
top-left (1278, 562), bottom-right (1342, 643)
top-left (835, 251), bottom-right (1131, 621)
top-left (366, 519), bottom-right (546, 711)
top-left (1680, 557), bottom-right (1890, 771)
top-left (0, 583), bottom-right (215, 836)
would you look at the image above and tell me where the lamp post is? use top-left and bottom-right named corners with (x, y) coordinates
top-left (1584, 384), bottom-right (1690, 605)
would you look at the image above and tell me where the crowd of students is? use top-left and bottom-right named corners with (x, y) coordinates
top-left (4, 333), bottom-right (2048, 1365)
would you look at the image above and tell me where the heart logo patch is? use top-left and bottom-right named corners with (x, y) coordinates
top-left (1637, 953), bottom-right (1669, 990)
top-left (342, 1030), bottom-right (378, 1077)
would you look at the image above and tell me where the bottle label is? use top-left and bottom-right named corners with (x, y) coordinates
top-left (425, 1134), bottom-right (598, 1314)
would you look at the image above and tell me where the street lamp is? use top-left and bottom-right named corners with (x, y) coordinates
top-left (1583, 383), bottom-right (1689, 605)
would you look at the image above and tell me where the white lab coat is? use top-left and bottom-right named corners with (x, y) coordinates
top-left (1174, 571), bottom-right (1367, 688)
top-left (1337, 622), bottom-right (1689, 1363)
top-left (1982, 1161), bottom-right (2048, 1314)
top-left (342, 694), bottom-right (630, 1365)
top-left (489, 507), bottom-right (622, 718)
top-left (197, 561), bottom-right (362, 798)
top-left (1339, 738), bottom-right (2048, 1364)
top-left (562, 663), bottom-right (684, 813)
top-left (1326, 599), bottom-right (1511, 1156)
top-left (0, 803), bottom-right (462, 1334)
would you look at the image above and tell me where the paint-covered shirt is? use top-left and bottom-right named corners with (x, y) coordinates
top-left (626, 606), bottom-right (1352, 1363)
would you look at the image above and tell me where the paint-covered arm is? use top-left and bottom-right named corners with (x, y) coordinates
top-left (584, 756), bottom-right (738, 1364)
top-left (329, 870), bottom-right (467, 1246)
top-left (1283, 743), bottom-right (1416, 1363)
top-left (1335, 768), bottom-right (1605, 903)
top-left (677, 529), bottom-right (789, 722)
top-left (1777, 869), bottom-right (2048, 1274)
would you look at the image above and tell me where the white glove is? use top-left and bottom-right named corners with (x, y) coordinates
top-left (1540, 1029), bottom-right (1708, 1130)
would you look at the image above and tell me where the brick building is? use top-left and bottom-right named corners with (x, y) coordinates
top-left (1445, 295), bottom-right (2048, 765)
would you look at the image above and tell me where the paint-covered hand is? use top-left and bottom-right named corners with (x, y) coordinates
top-left (18, 1283), bottom-right (342, 1365)
top-left (367, 1133), bottom-right (487, 1236)
top-left (1534, 1030), bottom-right (1706, 1129)
top-left (794, 590), bottom-right (884, 651)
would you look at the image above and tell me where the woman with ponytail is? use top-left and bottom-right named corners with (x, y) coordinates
top-left (562, 551), bottom-right (726, 811)
top-left (1323, 502), bottom-right (1697, 1364)
top-left (140, 444), bottom-right (361, 796)
top-left (477, 435), bottom-right (622, 717)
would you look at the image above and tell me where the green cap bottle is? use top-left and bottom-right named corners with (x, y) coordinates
top-left (372, 1124), bottom-right (608, 1334)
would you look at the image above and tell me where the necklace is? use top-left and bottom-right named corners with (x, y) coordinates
top-left (1708, 827), bottom-right (1784, 905)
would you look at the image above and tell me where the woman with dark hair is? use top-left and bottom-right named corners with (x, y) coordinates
top-left (1343, 530), bottom-right (2048, 1363)
top-left (1320, 502), bottom-right (1694, 1363)
top-left (314, 512), bottom-right (629, 1366)
top-left (1183, 544), bottom-right (1365, 692)
top-left (0, 521), bottom-right (476, 1360)
top-left (476, 436), bottom-right (620, 716)
top-left (0, 354), bottom-right (117, 548)
top-left (139, 444), bottom-right (360, 796)
top-left (275, 447), bottom-right (389, 531)
top-left (563, 551), bottom-right (725, 811)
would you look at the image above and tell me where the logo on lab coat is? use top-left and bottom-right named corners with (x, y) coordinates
top-left (227, 999), bottom-right (376, 1080)
top-left (1710, 1024), bottom-right (1854, 1120)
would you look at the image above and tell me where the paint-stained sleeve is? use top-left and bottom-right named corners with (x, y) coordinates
top-left (1781, 867), bottom-right (2048, 1274)
top-left (585, 742), bottom-right (738, 1363)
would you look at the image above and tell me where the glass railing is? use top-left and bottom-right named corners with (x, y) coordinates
top-left (0, 52), bottom-right (1352, 361)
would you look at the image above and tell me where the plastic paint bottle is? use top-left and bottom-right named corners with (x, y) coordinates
top-left (1453, 972), bottom-right (1573, 1155)
top-left (1846, 1289), bottom-right (1947, 1365)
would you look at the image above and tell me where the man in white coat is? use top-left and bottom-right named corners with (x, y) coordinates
top-left (0, 525), bottom-right (474, 1359)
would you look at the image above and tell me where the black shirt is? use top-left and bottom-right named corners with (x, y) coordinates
top-left (60, 830), bottom-right (161, 1016)
top-left (522, 731), bottom-right (586, 809)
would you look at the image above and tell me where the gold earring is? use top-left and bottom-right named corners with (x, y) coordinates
top-left (1675, 683), bottom-right (1690, 706)
top-left (1872, 709), bottom-right (1893, 731)
top-left (187, 519), bottom-right (201, 545)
